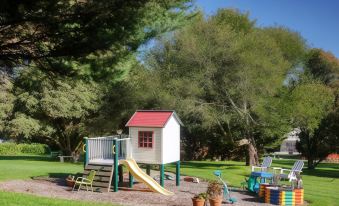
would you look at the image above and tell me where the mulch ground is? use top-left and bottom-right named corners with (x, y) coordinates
top-left (0, 173), bottom-right (273, 206)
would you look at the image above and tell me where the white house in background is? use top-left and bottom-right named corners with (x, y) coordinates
top-left (275, 128), bottom-right (301, 155)
top-left (125, 110), bottom-right (183, 165)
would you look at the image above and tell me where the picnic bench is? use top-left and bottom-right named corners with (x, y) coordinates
top-left (50, 151), bottom-right (61, 158)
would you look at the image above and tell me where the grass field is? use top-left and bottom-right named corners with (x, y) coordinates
top-left (167, 160), bottom-right (339, 206)
top-left (0, 155), bottom-right (113, 206)
top-left (0, 156), bottom-right (82, 181)
top-left (0, 191), bottom-right (113, 206)
top-left (0, 155), bottom-right (338, 206)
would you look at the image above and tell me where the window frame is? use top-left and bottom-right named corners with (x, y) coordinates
top-left (138, 131), bottom-right (154, 149)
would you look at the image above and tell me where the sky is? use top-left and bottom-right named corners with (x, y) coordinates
top-left (195, 0), bottom-right (339, 58)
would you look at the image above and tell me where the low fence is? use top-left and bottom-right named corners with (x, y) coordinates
top-left (86, 135), bottom-right (132, 163)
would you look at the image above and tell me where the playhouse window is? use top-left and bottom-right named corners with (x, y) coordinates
top-left (138, 131), bottom-right (153, 148)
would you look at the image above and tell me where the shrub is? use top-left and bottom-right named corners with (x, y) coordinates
top-left (206, 181), bottom-right (223, 199)
top-left (193, 192), bottom-right (207, 200)
top-left (0, 143), bottom-right (18, 155)
top-left (0, 143), bottom-right (50, 155)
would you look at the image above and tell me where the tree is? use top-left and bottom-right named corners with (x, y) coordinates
top-left (286, 82), bottom-right (335, 169)
top-left (263, 27), bottom-right (307, 66)
top-left (2, 0), bottom-right (195, 154)
top-left (144, 9), bottom-right (303, 165)
top-left (7, 68), bottom-right (103, 155)
top-left (0, 0), bottom-right (195, 70)
top-left (295, 49), bottom-right (339, 169)
top-left (305, 49), bottom-right (339, 89)
top-left (0, 71), bottom-right (15, 134)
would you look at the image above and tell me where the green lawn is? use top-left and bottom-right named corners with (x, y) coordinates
top-left (0, 155), bottom-right (113, 206)
top-left (167, 160), bottom-right (339, 206)
top-left (0, 155), bottom-right (338, 206)
top-left (0, 191), bottom-right (113, 206)
top-left (0, 156), bottom-right (83, 181)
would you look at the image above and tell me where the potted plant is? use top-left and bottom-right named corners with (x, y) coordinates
top-left (207, 181), bottom-right (223, 206)
top-left (66, 175), bottom-right (75, 187)
top-left (192, 192), bottom-right (207, 206)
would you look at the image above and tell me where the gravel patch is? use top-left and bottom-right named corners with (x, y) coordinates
top-left (0, 174), bottom-right (273, 206)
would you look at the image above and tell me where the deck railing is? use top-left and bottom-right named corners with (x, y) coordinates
top-left (86, 135), bottom-right (132, 163)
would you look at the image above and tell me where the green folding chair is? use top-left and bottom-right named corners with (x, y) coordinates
top-left (72, 170), bottom-right (96, 192)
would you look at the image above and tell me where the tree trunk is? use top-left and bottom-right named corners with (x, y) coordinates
top-left (247, 141), bottom-right (259, 166)
top-left (245, 150), bottom-right (249, 165)
top-left (304, 129), bottom-right (316, 170)
top-left (307, 156), bottom-right (315, 169)
top-left (65, 135), bottom-right (72, 155)
top-left (242, 101), bottom-right (259, 166)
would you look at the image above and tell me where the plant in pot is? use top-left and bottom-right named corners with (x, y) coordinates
top-left (207, 181), bottom-right (223, 206)
top-left (192, 192), bottom-right (207, 206)
top-left (66, 175), bottom-right (75, 187)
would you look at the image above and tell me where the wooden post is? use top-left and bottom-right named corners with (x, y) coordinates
top-left (118, 165), bottom-right (123, 183)
top-left (83, 137), bottom-right (88, 168)
top-left (160, 164), bottom-right (164, 187)
top-left (129, 172), bottom-right (133, 188)
top-left (113, 139), bottom-right (119, 192)
top-left (176, 161), bottom-right (180, 186)
top-left (146, 165), bottom-right (151, 176)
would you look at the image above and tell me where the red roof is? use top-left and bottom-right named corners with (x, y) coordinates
top-left (126, 111), bottom-right (180, 128)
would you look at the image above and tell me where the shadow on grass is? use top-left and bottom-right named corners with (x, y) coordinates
top-left (273, 159), bottom-right (339, 169)
top-left (272, 159), bottom-right (339, 179)
top-left (303, 169), bottom-right (339, 179)
top-left (179, 161), bottom-right (241, 169)
top-left (0, 155), bottom-right (55, 161)
top-left (31, 172), bottom-right (82, 187)
top-left (48, 172), bottom-right (82, 178)
top-left (0, 155), bottom-right (84, 165)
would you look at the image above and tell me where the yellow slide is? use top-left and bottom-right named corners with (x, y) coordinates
top-left (120, 158), bottom-right (174, 196)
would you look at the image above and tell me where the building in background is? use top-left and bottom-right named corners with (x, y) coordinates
top-left (274, 128), bottom-right (301, 156)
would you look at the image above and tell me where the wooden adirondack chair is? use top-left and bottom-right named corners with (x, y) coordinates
top-left (273, 160), bottom-right (304, 182)
top-left (251, 156), bottom-right (273, 172)
top-left (72, 170), bottom-right (96, 192)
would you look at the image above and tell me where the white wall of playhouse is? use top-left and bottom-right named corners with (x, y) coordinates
top-left (129, 127), bottom-right (162, 164)
top-left (161, 115), bottom-right (180, 164)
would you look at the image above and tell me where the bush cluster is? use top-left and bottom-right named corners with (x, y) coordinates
top-left (0, 143), bottom-right (50, 155)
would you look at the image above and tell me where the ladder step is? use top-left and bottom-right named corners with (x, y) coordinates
top-left (85, 165), bottom-right (113, 172)
top-left (83, 170), bottom-right (112, 177)
top-left (82, 164), bottom-right (114, 192)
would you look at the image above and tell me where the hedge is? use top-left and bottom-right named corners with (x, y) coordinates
top-left (0, 143), bottom-right (50, 155)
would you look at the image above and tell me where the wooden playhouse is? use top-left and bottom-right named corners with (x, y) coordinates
top-left (82, 110), bottom-right (183, 194)
top-left (126, 110), bottom-right (183, 165)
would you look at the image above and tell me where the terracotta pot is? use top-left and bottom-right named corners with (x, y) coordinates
top-left (66, 179), bottom-right (75, 187)
top-left (209, 197), bottom-right (222, 206)
top-left (192, 198), bottom-right (205, 206)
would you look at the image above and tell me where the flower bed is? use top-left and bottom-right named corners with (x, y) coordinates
top-left (325, 153), bottom-right (339, 163)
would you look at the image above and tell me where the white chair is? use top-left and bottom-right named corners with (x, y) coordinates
top-left (273, 160), bottom-right (304, 182)
top-left (251, 156), bottom-right (272, 172)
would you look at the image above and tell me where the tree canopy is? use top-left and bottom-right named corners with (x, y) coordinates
top-left (7, 68), bottom-right (103, 154)
top-left (141, 9), bottom-right (307, 165)
top-left (1, 3), bottom-right (337, 168)
top-left (296, 49), bottom-right (339, 168)
top-left (0, 0), bottom-right (196, 155)
top-left (0, 0), bottom-right (194, 71)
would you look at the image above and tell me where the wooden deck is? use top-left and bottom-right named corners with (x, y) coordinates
top-left (89, 158), bottom-right (114, 165)
top-left (89, 158), bottom-right (126, 165)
